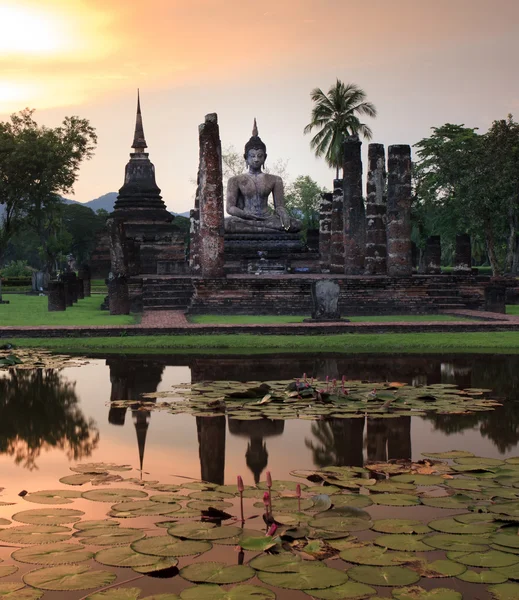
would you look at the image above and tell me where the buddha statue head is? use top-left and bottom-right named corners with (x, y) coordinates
top-left (244, 118), bottom-right (267, 170)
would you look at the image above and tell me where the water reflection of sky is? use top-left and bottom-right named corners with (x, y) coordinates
top-left (1, 355), bottom-right (518, 502)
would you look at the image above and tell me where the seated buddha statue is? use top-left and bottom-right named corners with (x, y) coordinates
top-left (224, 120), bottom-right (302, 234)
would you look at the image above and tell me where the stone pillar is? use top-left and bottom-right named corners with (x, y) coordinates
top-left (62, 277), bottom-right (72, 307)
top-left (454, 234), bottom-right (472, 273)
top-left (330, 179), bottom-right (345, 274)
top-left (77, 277), bottom-right (85, 299)
top-left (0, 280), bottom-right (9, 305)
top-left (189, 207), bottom-right (201, 273)
top-left (424, 236), bottom-right (442, 274)
top-left (343, 135), bottom-right (365, 275)
top-left (62, 272), bottom-right (78, 304)
top-left (107, 217), bottom-right (130, 315)
top-left (485, 283), bottom-right (506, 313)
top-left (386, 145), bottom-right (413, 276)
top-left (319, 192), bottom-right (332, 272)
top-left (365, 143), bottom-right (387, 275)
top-left (79, 264), bottom-right (91, 297)
top-left (197, 113), bottom-right (225, 278)
top-left (48, 280), bottom-right (66, 311)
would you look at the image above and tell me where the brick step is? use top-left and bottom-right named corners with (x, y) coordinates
top-left (142, 290), bottom-right (193, 299)
top-left (142, 305), bottom-right (189, 311)
top-left (143, 298), bottom-right (191, 307)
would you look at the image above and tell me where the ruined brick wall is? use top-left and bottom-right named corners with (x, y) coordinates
top-left (365, 143), bottom-right (387, 275)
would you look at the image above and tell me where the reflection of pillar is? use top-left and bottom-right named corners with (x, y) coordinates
top-left (246, 438), bottom-right (268, 485)
top-left (197, 416), bottom-right (226, 485)
top-left (133, 410), bottom-right (150, 473)
top-left (387, 416), bottom-right (411, 461)
top-left (367, 418), bottom-right (388, 462)
top-left (332, 418), bottom-right (365, 467)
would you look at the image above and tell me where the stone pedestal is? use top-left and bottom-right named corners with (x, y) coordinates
top-left (424, 236), bottom-right (442, 274)
top-left (307, 279), bottom-right (346, 321)
top-left (78, 265), bottom-right (91, 297)
top-left (330, 179), bottom-right (345, 274)
top-left (343, 136), bottom-right (365, 274)
top-left (48, 280), bottom-right (66, 311)
top-left (319, 192), bottom-right (332, 272)
top-left (62, 272), bottom-right (77, 305)
top-left (108, 276), bottom-right (131, 315)
top-left (387, 145), bottom-right (413, 276)
top-left (455, 234), bottom-right (472, 273)
top-left (485, 284), bottom-right (506, 313)
top-left (365, 143), bottom-right (387, 275)
top-left (77, 278), bottom-right (85, 300)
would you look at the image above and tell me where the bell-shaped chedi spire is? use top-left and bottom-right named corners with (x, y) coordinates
top-left (132, 90), bottom-right (148, 152)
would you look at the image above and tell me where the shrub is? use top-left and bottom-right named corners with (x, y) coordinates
top-left (0, 260), bottom-right (33, 278)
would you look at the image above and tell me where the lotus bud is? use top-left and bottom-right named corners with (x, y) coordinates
top-left (267, 523), bottom-right (277, 537)
top-left (266, 471), bottom-right (272, 489)
top-left (296, 484), bottom-right (301, 498)
top-left (263, 491), bottom-right (270, 507)
top-left (303, 372), bottom-right (307, 382)
top-left (237, 475), bottom-right (244, 493)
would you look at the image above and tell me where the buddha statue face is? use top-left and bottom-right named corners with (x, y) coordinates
top-left (246, 148), bottom-right (266, 172)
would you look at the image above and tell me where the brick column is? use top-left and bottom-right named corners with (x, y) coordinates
top-left (343, 135), bottom-right (365, 274)
top-left (454, 234), bottom-right (472, 273)
top-left (79, 264), bottom-right (91, 297)
top-left (365, 143), bottom-right (387, 275)
top-left (48, 280), bottom-right (66, 311)
top-left (424, 236), bottom-right (441, 274)
top-left (107, 217), bottom-right (130, 315)
top-left (197, 113), bottom-right (225, 278)
top-left (77, 277), bottom-right (85, 299)
top-left (386, 145), bottom-right (413, 276)
top-left (319, 192), bottom-right (332, 272)
top-left (62, 272), bottom-right (77, 304)
top-left (330, 179), bottom-right (345, 273)
top-left (189, 207), bottom-right (201, 274)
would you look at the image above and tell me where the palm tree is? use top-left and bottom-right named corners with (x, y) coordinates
top-left (304, 80), bottom-right (377, 178)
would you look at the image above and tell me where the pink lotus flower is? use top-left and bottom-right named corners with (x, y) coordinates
top-left (267, 523), bottom-right (277, 537)
top-left (237, 475), bottom-right (244, 493)
top-left (263, 491), bottom-right (270, 507)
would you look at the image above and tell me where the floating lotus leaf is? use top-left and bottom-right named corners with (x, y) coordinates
top-left (23, 490), bottom-right (81, 505)
top-left (59, 474), bottom-right (94, 486)
top-left (339, 544), bottom-right (414, 566)
top-left (370, 494), bottom-right (420, 507)
top-left (421, 451), bottom-right (474, 459)
top-left (489, 502), bottom-right (519, 517)
top-left (454, 457), bottom-right (505, 466)
top-left (329, 495), bottom-right (373, 509)
top-left (187, 500), bottom-right (233, 511)
top-left (304, 581), bottom-right (377, 599)
top-left (74, 520), bottom-right (119, 531)
top-left (273, 512), bottom-right (310, 526)
top-left (392, 587), bottom-right (462, 600)
top-left (491, 543), bottom-right (519, 555)
top-left (241, 489), bottom-right (279, 499)
top-left (309, 516), bottom-right (372, 533)
top-left (239, 535), bottom-right (276, 552)
top-left (494, 564), bottom-right (519, 580)
top-left (180, 562), bottom-right (254, 584)
top-left (408, 560), bottom-right (466, 578)
top-left (146, 484), bottom-right (181, 493)
top-left (182, 482), bottom-right (218, 491)
top-left (371, 519), bottom-right (431, 534)
top-left (166, 522), bottom-right (215, 539)
top-left (23, 564), bottom-right (116, 591)
top-left (179, 584), bottom-right (276, 599)
top-left (83, 588), bottom-right (142, 600)
top-left (0, 582), bottom-right (44, 599)
top-left (12, 508), bottom-right (84, 526)
top-left (428, 517), bottom-right (497, 535)
top-left (506, 457), bottom-right (519, 465)
top-left (75, 527), bottom-right (145, 546)
top-left (110, 500), bottom-right (180, 517)
top-left (132, 559), bottom-right (180, 576)
top-left (131, 536), bottom-right (211, 557)
top-left (257, 480), bottom-right (306, 492)
top-left (445, 479), bottom-right (482, 491)
top-left (249, 553), bottom-right (302, 573)
top-left (488, 583), bottom-right (519, 599)
top-left (368, 481), bottom-right (416, 493)
top-left (82, 488), bottom-right (148, 502)
top-left (424, 533), bottom-right (489, 552)
top-left (454, 513), bottom-right (495, 524)
top-left (448, 549), bottom-right (519, 568)
top-left (188, 491), bottom-right (235, 501)
top-left (212, 529), bottom-right (266, 546)
top-left (0, 566), bottom-right (17, 579)
top-left (310, 495), bottom-right (332, 512)
top-left (254, 497), bottom-right (313, 511)
top-left (71, 462), bottom-right (131, 473)
top-left (307, 485), bottom-right (341, 494)
top-left (348, 565), bottom-right (420, 587)
top-left (258, 563), bottom-right (348, 589)
top-left (327, 537), bottom-right (361, 550)
top-left (12, 542), bottom-right (92, 565)
top-left (491, 533), bottom-right (519, 549)
top-left (94, 546), bottom-right (161, 568)
top-left (374, 534), bottom-right (430, 552)
top-left (149, 494), bottom-right (186, 504)
top-left (458, 570), bottom-right (508, 584)
top-left (0, 525), bottom-right (70, 545)
top-left (420, 495), bottom-right (471, 509)
top-left (0, 519), bottom-right (10, 526)
top-left (391, 474), bottom-right (446, 486)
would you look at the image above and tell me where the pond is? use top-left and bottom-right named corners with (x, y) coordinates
top-left (1, 353), bottom-right (519, 599)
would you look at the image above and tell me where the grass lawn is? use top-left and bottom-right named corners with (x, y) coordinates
top-left (10, 331), bottom-right (519, 354)
top-left (190, 314), bottom-right (472, 324)
top-left (507, 305), bottom-right (519, 315)
top-left (0, 295), bottom-right (135, 326)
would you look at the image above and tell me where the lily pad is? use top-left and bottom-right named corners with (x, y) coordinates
top-left (488, 583), bottom-right (519, 599)
top-left (348, 565), bottom-right (420, 587)
top-left (371, 520), bottom-right (431, 534)
top-left (257, 480), bottom-right (306, 493)
top-left (94, 546), bottom-right (162, 568)
top-left (180, 562), bottom-right (254, 584)
top-left (492, 533), bottom-right (519, 549)
top-left (309, 516), bottom-right (372, 533)
top-left (0, 566), bottom-right (17, 579)
top-left (329, 495), bottom-right (373, 509)
top-left (420, 495), bottom-right (472, 509)
top-left (454, 456), bottom-right (505, 466)
top-left (12, 509), bottom-right (84, 526)
top-left (110, 500), bottom-right (179, 517)
top-left (23, 564), bottom-right (116, 591)
top-left (370, 494), bottom-right (420, 507)
top-left (249, 553), bottom-right (302, 572)
top-left (339, 544), bottom-right (414, 566)
top-left (239, 535), bottom-right (277, 552)
top-left (131, 536), bottom-right (211, 557)
top-left (74, 520), bottom-right (120, 531)
top-left (82, 488), bottom-right (148, 502)
top-left (421, 451), bottom-right (474, 459)
top-left (23, 490), bottom-right (81, 505)
top-left (0, 582), bottom-right (44, 599)
top-left (447, 549), bottom-right (519, 568)
top-left (12, 543), bottom-right (93, 565)
top-left (167, 522), bottom-right (240, 540)
top-left (374, 534), bottom-right (430, 552)
top-left (305, 582), bottom-right (378, 599)
top-left (428, 517), bottom-right (497, 535)
top-left (424, 533), bottom-right (489, 552)
top-left (83, 589), bottom-right (143, 600)
top-left (59, 474), bottom-right (95, 486)
top-left (258, 563), bottom-right (348, 589)
top-left (132, 558), bottom-right (180, 575)
top-left (408, 560), bottom-right (466, 578)
top-left (75, 527), bottom-right (145, 546)
top-left (458, 570), bottom-right (508, 584)
top-left (0, 525), bottom-right (71, 545)
top-left (392, 587), bottom-right (462, 600)
top-left (179, 585), bottom-right (276, 599)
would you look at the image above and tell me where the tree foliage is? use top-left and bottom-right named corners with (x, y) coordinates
top-left (304, 80), bottom-right (377, 178)
top-left (0, 109), bottom-right (97, 271)
top-left (413, 116), bottom-right (519, 274)
top-left (285, 175), bottom-right (324, 231)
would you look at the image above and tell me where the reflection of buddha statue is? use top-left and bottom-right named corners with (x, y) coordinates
top-left (225, 120), bottom-right (302, 234)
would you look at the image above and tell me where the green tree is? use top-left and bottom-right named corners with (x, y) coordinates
top-left (285, 175), bottom-right (324, 231)
top-left (61, 203), bottom-right (106, 265)
top-left (304, 80), bottom-right (377, 178)
top-left (0, 109), bottom-right (97, 272)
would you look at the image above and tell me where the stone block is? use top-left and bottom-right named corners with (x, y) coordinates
top-left (310, 279), bottom-right (343, 321)
top-left (485, 284), bottom-right (506, 313)
top-left (48, 280), bottom-right (66, 311)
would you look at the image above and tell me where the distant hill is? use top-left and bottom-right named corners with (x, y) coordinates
top-left (63, 192), bottom-right (190, 217)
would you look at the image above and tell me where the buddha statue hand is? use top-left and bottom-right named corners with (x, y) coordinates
top-left (276, 207), bottom-right (292, 231)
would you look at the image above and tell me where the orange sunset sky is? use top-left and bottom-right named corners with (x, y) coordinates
top-left (1, 0), bottom-right (518, 214)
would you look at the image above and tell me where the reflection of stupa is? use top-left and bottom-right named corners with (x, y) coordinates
top-left (228, 418), bottom-right (284, 484)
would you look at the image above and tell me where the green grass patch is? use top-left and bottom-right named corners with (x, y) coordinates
top-left (0, 295), bottom-right (135, 326)
top-left (10, 331), bottom-right (519, 354)
top-left (189, 314), bottom-right (471, 324)
top-left (507, 305), bottom-right (519, 315)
